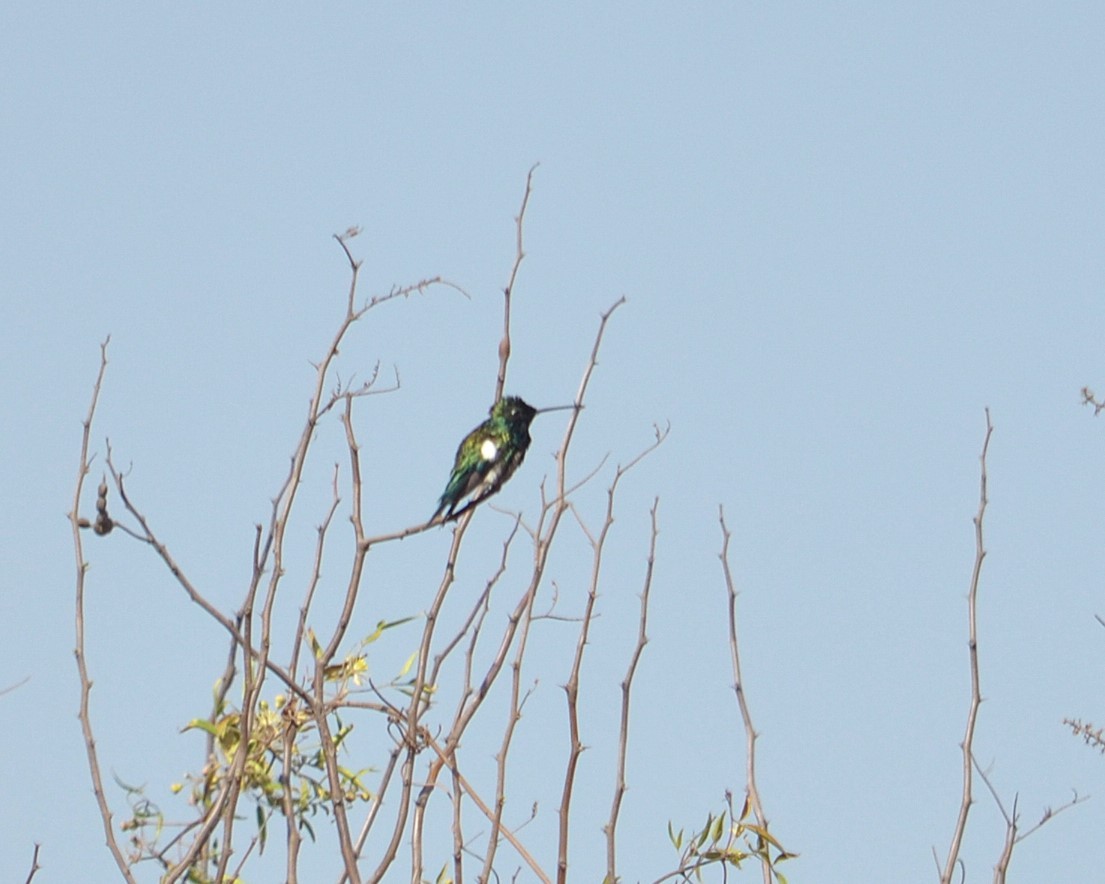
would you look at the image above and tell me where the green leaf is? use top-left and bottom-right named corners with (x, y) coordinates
top-left (299, 816), bottom-right (316, 842)
top-left (183, 718), bottom-right (220, 737)
top-left (398, 650), bottom-right (419, 679)
top-left (695, 814), bottom-right (714, 849)
top-left (743, 824), bottom-right (784, 852)
top-left (256, 804), bottom-right (267, 852)
top-left (668, 820), bottom-right (683, 850)
top-left (710, 812), bottom-right (726, 843)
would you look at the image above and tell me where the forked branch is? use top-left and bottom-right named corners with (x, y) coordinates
top-left (70, 337), bottom-right (138, 883)
top-left (604, 499), bottom-right (660, 881)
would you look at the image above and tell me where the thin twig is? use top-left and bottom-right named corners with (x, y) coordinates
top-left (604, 499), bottom-right (659, 881)
top-left (422, 733), bottom-right (552, 884)
top-left (290, 462), bottom-right (342, 681)
top-left (718, 506), bottom-right (772, 884)
top-left (480, 570), bottom-right (539, 882)
top-left (70, 337), bottom-right (139, 883)
top-left (432, 518), bottom-right (520, 695)
top-left (364, 507), bottom-right (471, 884)
top-left (347, 740), bottom-right (403, 869)
top-left (559, 431), bottom-right (664, 884)
top-left (495, 163), bottom-right (539, 402)
top-left (23, 843), bottom-right (42, 884)
top-left (940, 409), bottom-right (993, 884)
top-left (0, 675), bottom-right (30, 697)
top-left (105, 460), bottom-right (306, 703)
top-left (970, 753), bottom-right (1087, 882)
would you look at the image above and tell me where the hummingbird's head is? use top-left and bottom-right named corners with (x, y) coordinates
top-left (494, 396), bottom-right (539, 428)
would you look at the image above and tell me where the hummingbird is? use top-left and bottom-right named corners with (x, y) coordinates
top-left (431, 396), bottom-right (577, 522)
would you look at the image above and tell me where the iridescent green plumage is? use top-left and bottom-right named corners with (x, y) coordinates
top-left (432, 396), bottom-right (573, 522)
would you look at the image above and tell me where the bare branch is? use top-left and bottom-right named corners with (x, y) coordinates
top-left (481, 556), bottom-right (539, 880)
top-left (70, 337), bottom-right (139, 883)
top-left (1081, 386), bottom-right (1105, 415)
top-left (559, 429), bottom-right (665, 884)
top-left (604, 499), bottom-right (660, 881)
top-left (422, 733), bottom-right (552, 884)
top-left (104, 457), bottom-right (306, 703)
top-left (348, 739), bottom-right (403, 869)
top-left (0, 675), bottom-right (30, 697)
top-left (718, 506), bottom-right (772, 884)
top-left (315, 395), bottom-right (370, 667)
top-left (970, 754), bottom-right (1087, 882)
top-left (23, 843), bottom-right (41, 884)
top-left (1064, 717), bottom-right (1105, 753)
top-left (290, 462), bottom-right (342, 681)
top-left (1014, 790), bottom-right (1087, 842)
top-left (362, 505), bottom-right (474, 884)
top-left (495, 162), bottom-right (539, 401)
top-left (940, 409), bottom-right (993, 884)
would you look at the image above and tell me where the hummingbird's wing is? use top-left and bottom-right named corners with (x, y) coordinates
top-left (432, 427), bottom-right (502, 520)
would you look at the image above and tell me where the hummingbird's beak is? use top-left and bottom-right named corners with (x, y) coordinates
top-left (536, 403), bottom-right (582, 415)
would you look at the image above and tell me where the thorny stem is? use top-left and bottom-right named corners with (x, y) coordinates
top-left (558, 426), bottom-right (663, 884)
top-left (346, 741), bottom-right (402, 870)
top-left (718, 506), bottom-right (772, 884)
top-left (604, 499), bottom-right (659, 881)
top-left (70, 337), bottom-right (139, 884)
top-left (422, 733), bottom-right (552, 884)
top-left (477, 522), bottom-right (528, 882)
top-left (495, 162), bottom-right (539, 402)
top-left (290, 463), bottom-right (342, 682)
top-left (939, 409), bottom-right (992, 884)
top-left (971, 736), bottom-right (1086, 880)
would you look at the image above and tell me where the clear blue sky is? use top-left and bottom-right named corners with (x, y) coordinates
top-left (5, 3), bottom-right (1105, 881)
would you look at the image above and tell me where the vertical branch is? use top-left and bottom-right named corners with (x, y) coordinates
top-left (315, 708), bottom-right (362, 883)
top-left (69, 337), bottom-right (138, 883)
top-left (282, 719), bottom-right (302, 884)
top-left (560, 426), bottom-right (665, 884)
top-left (494, 162), bottom-right (539, 402)
top-left (285, 468), bottom-right (340, 881)
top-left (993, 801), bottom-right (1017, 884)
top-left (972, 757), bottom-right (1018, 883)
top-left (557, 493), bottom-right (613, 884)
top-left (289, 464), bottom-right (342, 681)
top-left (365, 514), bottom-right (472, 884)
top-left (318, 394), bottom-right (371, 665)
top-left (310, 394), bottom-right (372, 884)
top-left (23, 843), bottom-right (42, 884)
top-left (348, 741), bottom-right (402, 867)
top-left (450, 764), bottom-right (465, 884)
top-left (718, 506), bottom-right (771, 884)
top-left (479, 567), bottom-right (538, 880)
top-left (604, 499), bottom-right (659, 882)
top-left (939, 409), bottom-right (992, 884)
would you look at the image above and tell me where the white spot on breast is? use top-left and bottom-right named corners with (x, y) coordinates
top-left (480, 438), bottom-right (498, 461)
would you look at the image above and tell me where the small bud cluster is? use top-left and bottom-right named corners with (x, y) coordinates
top-left (79, 478), bottom-right (114, 535)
